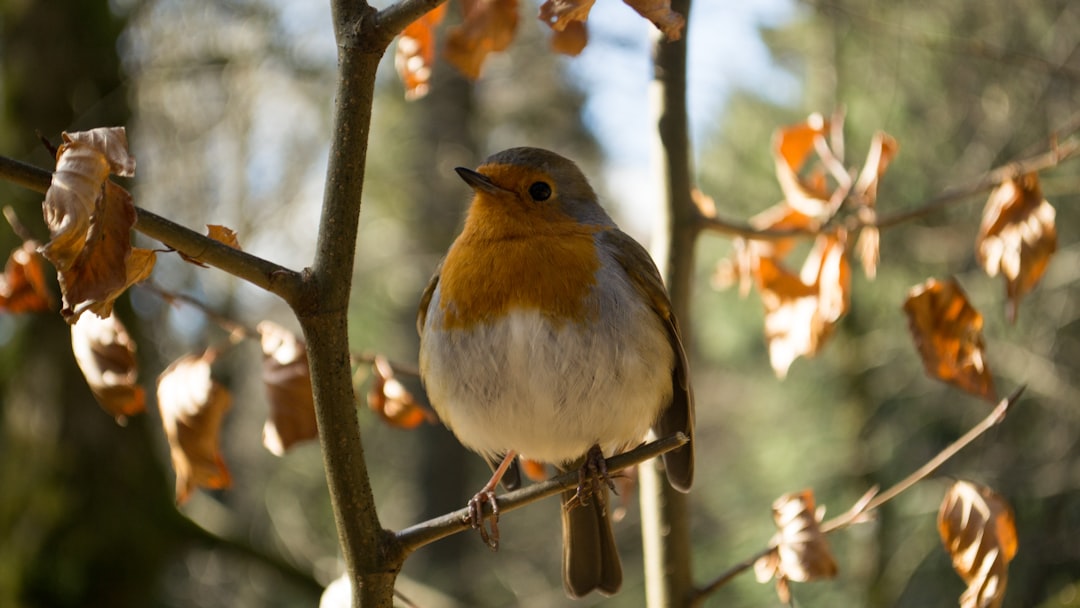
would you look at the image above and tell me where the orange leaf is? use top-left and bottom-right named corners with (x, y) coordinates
top-left (70, 312), bottom-right (145, 422)
top-left (367, 355), bottom-right (436, 429)
top-left (903, 278), bottom-right (996, 402)
top-left (444, 0), bottom-right (519, 80)
top-left (853, 131), bottom-right (899, 206)
top-left (938, 481), bottom-right (1017, 608)
top-left (622, 0), bottom-right (685, 40)
top-left (538, 0), bottom-right (594, 32)
top-left (157, 350), bottom-right (232, 503)
top-left (258, 321), bottom-right (318, 456)
top-left (396, 3), bottom-right (448, 100)
top-left (975, 173), bottom-right (1056, 323)
top-left (757, 233), bottom-right (850, 377)
top-left (0, 241), bottom-right (54, 313)
top-left (772, 114), bottom-right (832, 218)
top-left (550, 18), bottom-right (588, 56)
top-left (754, 489), bottom-right (838, 603)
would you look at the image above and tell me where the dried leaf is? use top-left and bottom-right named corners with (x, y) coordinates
top-left (903, 278), bottom-right (996, 402)
top-left (445, 0), bottom-right (519, 80)
top-left (853, 131), bottom-right (899, 205)
top-left (157, 351), bottom-right (232, 503)
top-left (773, 114), bottom-right (832, 218)
top-left (538, 0), bottom-right (594, 31)
top-left (712, 203), bottom-right (818, 297)
top-left (60, 127), bottom-right (136, 177)
top-left (178, 225), bottom-right (242, 267)
top-left (758, 233), bottom-right (850, 377)
top-left (396, 3), bottom-right (448, 100)
top-left (0, 241), bottom-right (54, 313)
top-left (622, 0), bottom-right (685, 40)
top-left (938, 481), bottom-right (1017, 608)
top-left (856, 225), bottom-right (880, 279)
top-left (755, 489), bottom-right (838, 603)
top-left (71, 312), bottom-right (145, 422)
top-left (550, 18), bottom-right (587, 56)
top-left (975, 173), bottom-right (1056, 323)
top-left (367, 355), bottom-right (436, 429)
top-left (258, 321), bottom-right (318, 456)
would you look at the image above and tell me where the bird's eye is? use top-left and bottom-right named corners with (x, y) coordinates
top-left (528, 181), bottom-right (552, 202)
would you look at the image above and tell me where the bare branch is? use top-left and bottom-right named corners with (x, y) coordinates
top-left (396, 433), bottom-right (691, 554)
top-left (376, 0), bottom-right (447, 41)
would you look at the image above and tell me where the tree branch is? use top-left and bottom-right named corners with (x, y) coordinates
top-left (395, 433), bottom-right (690, 553)
top-left (692, 386), bottom-right (1024, 602)
top-left (375, 0), bottom-right (446, 41)
top-left (0, 154), bottom-right (305, 304)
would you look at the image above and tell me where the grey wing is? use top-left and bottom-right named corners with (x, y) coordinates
top-left (599, 229), bottom-right (694, 492)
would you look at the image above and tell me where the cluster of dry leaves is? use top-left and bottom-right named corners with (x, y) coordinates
top-left (709, 113), bottom-right (1057, 403)
top-left (3, 127), bottom-right (433, 504)
top-left (754, 480), bottom-right (1017, 608)
top-left (395, 0), bottom-right (685, 99)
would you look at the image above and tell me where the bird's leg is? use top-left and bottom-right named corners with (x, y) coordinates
top-left (569, 444), bottom-right (615, 509)
top-left (466, 450), bottom-right (517, 551)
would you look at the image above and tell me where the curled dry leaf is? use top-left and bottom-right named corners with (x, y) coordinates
top-left (157, 351), bottom-right (232, 503)
top-left (852, 132), bottom-right (897, 279)
top-left (444, 0), bottom-right (520, 80)
top-left (0, 241), bottom-right (55, 313)
top-left (396, 3), bottom-right (448, 100)
top-left (903, 278), bottom-right (996, 402)
top-left (70, 312), bottom-right (145, 422)
top-left (773, 114), bottom-right (832, 219)
top-left (550, 18), bottom-right (587, 56)
top-left (258, 321), bottom-right (317, 456)
top-left (938, 480), bottom-right (1017, 608)
top-left (975, 173), bottom-right (1056, 323)
top-left (754, 489), bottom-right (838, 604)
top-left (538, 0), bottom-right (594, 32)
top-left (758, 232), bottom-right (850, 377)
top-left (39, 127), bottom-right (155, 323)
top-left (367, 355), bottom-right (436, 429)
top-left (622, 0), bottom-right (685, 40)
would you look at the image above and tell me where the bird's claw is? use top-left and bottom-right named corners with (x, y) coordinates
top-left (466, 489), bottom-right (500, 551)
top-left (569, 445), bottom-right (615, 509)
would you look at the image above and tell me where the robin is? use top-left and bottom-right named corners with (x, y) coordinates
top-left (417, 147), bottom-right (694, 598)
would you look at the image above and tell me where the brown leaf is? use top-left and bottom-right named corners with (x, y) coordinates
top-left (258, 321), bottom-right (318, 456)
top-left (903, 278), bottom-right (996, 402)
top-left (550, 18), bottom-right (587, 56)
top-left (0, 241), bottom-right (55, 313)
top-left (157, 350), bottom-right (232, 504)
top-left (713, 203), bottom-right (818, 297)
top-left (178, 225), bottom-right (242, 267)
top-left (754, 489), bottom-right (838, 603)
top-left (70, 312), bottom-right (145, 422)
top-left (773, 114), bottom-right (832, 218)
top-left (853, 131), bottom-right (899, 206)
top-left (60, 127), bottom-right (136, 177)
top-left (622, 0), bottom-right (685, 40)
top-left (367, 355), bottom-right (436, 430)
top-left (538, 0), bottom-right (594, 31)
top-left (758, 232), bottom-right (850, 377)
top-left (938, 481), bottom-right (1017, 608)
top-left (444, 0), bottom-right (519, 80)
top-left (396, 3), bottom-right (448, 100)
top-left (975, 173), bottom-right (1056, 323)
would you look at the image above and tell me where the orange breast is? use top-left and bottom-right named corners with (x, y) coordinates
top-left (437, 227), bottom-right (602, 330)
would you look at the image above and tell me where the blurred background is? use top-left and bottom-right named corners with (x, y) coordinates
top-left (1, 0), bottom-right (1078, 606)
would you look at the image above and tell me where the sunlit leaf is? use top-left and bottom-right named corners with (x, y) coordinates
top-left (712, 202), bottom-right (818, 297)
top-left (157, 350), bottom-right (232, 503)
top-left (622, 0), bottom-right (685, 40)
top-left (754, 489), bottom-right (838, 603)
top-left (396, 3), bottom-right (448, 100)
top-left (758, 232), bottom-right (850, 377)
top-left (444, 0), bottom-right (519, 80)
top-left (258, 321), bottom-right (318, 456)
top-left (0, 241), bottom-right (54, 313)
top-left (938, 480), bottom-right (1017, 608)
top-left (772, 114), bottom-right (832, 218)
top-left (538, 0), bottom-right (594, 31)
top-left (852, 132), bottom-right (897, 278)
top-left (367, 355), bottom-right (436, 429)
top-left (70, 312), bottom-right (145, 422)
top-left (549, 18), bottom-right (587, 56)
top-left (903, 278), bottom-right (996, 402)
top-left (975, 173), bottom-right (1056, 323)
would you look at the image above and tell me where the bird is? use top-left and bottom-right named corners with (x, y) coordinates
top-left (416, 147), bottom-right (694, 598)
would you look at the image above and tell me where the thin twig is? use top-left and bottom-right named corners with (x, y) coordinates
top-left (694, 386), bottom-right (1024, 601)
top-left (395, 432), bottom-right (690, 553)
top-left (375, 0), bottom-right (447, 41)
top-left (2, 206), bottom-right (35, 242)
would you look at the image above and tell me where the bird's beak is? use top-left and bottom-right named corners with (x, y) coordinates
top-left (455, 167), bottom-right (507, 195)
